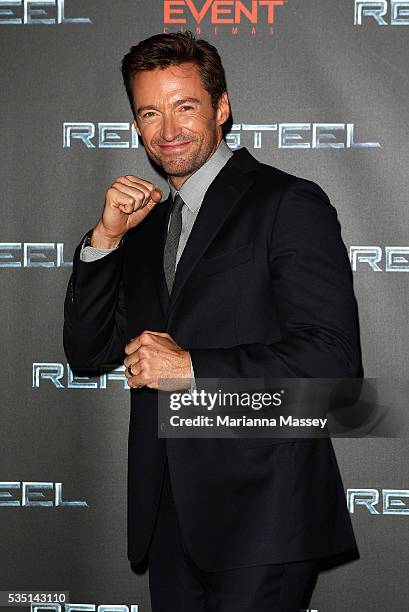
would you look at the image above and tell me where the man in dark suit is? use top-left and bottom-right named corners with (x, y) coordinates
top-left (63, 31), bottom-right (361, 611)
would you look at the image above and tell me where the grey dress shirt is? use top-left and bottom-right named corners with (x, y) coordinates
top-left (79, 138), bottom-right (233, 387)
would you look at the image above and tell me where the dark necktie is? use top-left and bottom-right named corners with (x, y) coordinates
top-left (163, 192), bottom-right (185, 294)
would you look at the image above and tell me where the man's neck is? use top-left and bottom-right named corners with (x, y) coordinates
top-left (168, 172), bottom-right (193, 192)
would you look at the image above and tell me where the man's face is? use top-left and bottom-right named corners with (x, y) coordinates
top-left (132, 62), bottom-right (230, 183)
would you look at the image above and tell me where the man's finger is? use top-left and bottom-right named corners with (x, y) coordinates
top-left (126, 363), bottom-right (144, 386)
top-left (128, 369), bottom-right (154, 389)
top-left (125, 330), bottom-right (172, 355)
top-left (141, 329), bottom-right (170, 336)
top-left (123, 176), bottom-right (163, 201)
top-left (125, 336), bottom-right (145, 354)
top-left (132, 330), bottom-right (170, 348)
top-left (140, 330), bottom-right (171, 339)
top-left (124, 355), bottom-right (140, 376)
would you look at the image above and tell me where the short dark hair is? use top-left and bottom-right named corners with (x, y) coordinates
top-left (121, 30), bottom-right (228, 120)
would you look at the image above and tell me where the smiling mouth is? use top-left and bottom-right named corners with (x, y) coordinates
top-left (158, 141), bottom-right (192, 152)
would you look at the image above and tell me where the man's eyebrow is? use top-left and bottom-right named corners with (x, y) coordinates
top-left (137, 97), bottom-right (201, 115)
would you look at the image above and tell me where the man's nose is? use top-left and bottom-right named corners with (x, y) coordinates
top-left (160, 113), bottom-right (181, 142)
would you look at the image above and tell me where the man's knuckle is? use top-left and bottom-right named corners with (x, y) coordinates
top-left (139, 346), bottom-right (149, 358)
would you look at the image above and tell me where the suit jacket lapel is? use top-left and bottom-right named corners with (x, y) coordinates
top-left (167, 152), bottom-right (255, 319)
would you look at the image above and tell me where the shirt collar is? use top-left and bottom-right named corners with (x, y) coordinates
top-left (167, 139), bottom-right (233, 213)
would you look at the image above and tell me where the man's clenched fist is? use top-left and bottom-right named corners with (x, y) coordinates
top-left (124, 330), bottom-right (192, 391)
top-left (91, 175), bottom-right (163, 249)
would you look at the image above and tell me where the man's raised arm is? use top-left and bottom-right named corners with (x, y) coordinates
top-left (63, 174), bottom-right (162, 371)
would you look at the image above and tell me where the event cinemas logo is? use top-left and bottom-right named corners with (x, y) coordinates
top-left (354, 0), bottom-right (409, 25)
top-left (0, 0), bottom-right (91, 25)
top-left (163, 0), bottom-right (287, 32)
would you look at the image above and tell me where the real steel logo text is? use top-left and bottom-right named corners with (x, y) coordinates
top-left (2, 481), bottom-right (408, 514)
top-left (32, 363), bottom-right (129, 388)
top-left (0, 482), bottom-right (88, 506)
top-left (354, 0), bottom-right (409, 25)
top-left (62, 122), bottom-right (381, 150)
top-left (1, 245), bottom-right (407, 269)
top-left (0, 0), bottom-right (91, 25)
top-left (163, 0), bottom-right (287, 35)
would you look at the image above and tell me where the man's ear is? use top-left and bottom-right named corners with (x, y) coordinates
top-left (133, 118), bottom-right (141, 137)
top-left (216, 91), bottom-right (230, 127)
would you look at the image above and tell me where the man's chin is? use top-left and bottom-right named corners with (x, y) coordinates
top-left (163, 166), bottom-right (196, 177)
top-left (144, 150), bottom-right (189, 175)
top-left (160, 159), bottom-right (200, 177)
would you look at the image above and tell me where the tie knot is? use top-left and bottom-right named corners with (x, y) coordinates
top-left (172, 192), bottom-right (185, 213)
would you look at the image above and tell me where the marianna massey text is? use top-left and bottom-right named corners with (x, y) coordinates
top-left (169, 415), bottom-right (328, 429)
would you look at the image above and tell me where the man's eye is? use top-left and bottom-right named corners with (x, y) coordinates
top-left (142, 112), bottom-right (156, 118)
top-left (180, 105), bottom-right (194, 111)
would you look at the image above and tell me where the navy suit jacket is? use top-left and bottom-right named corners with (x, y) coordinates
top-left (63, 146), bottom-right (361, 570)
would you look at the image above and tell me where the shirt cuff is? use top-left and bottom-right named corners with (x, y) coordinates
top-left (80, 244), bottom-right (118, 262)
top-left (79, 230), bottom-right (122, 262)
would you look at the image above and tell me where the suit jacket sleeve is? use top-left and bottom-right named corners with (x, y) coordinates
top-left (63, 231), bottom-right (127, 371)
top-left (189, 178), bottom-right (361, 379)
